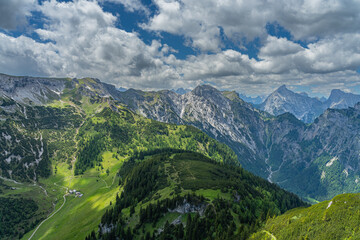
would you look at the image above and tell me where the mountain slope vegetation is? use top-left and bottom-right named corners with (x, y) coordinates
top-left (88, 151), bottom-right (307, 240)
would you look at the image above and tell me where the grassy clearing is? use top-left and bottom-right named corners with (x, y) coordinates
top-left (22, 157), bottom-right (124, 240)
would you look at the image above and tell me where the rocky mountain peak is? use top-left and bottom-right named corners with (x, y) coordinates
top-left (329, 89), bottom-right (345, 98)
top-left (192, 84), bottom-right (219, 96)
top-left (276, 84), bottom-right (289, 92)
top-left (260, 85), bottom-right (323, 123)
top-left (326, 89), bottom-right (360, 109)
top-left (190, 84), bottom-right (230, 109)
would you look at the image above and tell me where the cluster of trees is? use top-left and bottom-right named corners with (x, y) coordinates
top-left (75, 135), bottom-right (107, 175)
top-left (0, 197), bottom-right (41, 239)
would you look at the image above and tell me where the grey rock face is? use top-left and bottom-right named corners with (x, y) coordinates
top-left (0, 73), bottom-right (69, 105)
top-left (0, 73), bottom-right (119, 105)
top-left (169, 199), bottom-right (207, 215)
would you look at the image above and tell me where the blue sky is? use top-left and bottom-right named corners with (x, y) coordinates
top-left (0, 0), bottom-right (360, 97)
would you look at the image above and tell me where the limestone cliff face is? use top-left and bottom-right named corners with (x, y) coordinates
top-left (0, 73), bottom-right (69, 105)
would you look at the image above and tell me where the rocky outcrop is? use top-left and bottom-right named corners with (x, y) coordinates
top-left (168, 199), bottom-right (207, 216)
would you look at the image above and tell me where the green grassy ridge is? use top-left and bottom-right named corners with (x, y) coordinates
top-left (91, 152), bottom-right (307, 240)
top-left (250, 193), bottom-right (360, 240)
top-left (75, 106), bottom-right (238, 175)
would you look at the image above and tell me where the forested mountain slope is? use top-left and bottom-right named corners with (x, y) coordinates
top-left (87, 151), bottom-right (307, 240)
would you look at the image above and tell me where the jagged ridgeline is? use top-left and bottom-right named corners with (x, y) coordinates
top-left (250, 193), bottom-right (360, 240)
top-left (87, 152), bottom-right (307, 240)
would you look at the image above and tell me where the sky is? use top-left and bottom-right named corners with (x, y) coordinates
top-left (0, 0), bottom-right (360, 97)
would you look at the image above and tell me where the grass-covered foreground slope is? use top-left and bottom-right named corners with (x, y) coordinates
top-left (87, 151), bottom-right (307, 240)
top-left (250, 193), bottom-right (360, 240)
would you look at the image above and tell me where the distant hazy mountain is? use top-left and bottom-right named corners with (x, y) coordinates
top-left (260, 86), bottom-right (360, 123)
top-left (238, 93), bottom-right (265, 104)
top-left (319, 96), bottom-right (327, 102)
top-left (170, 87), bottom-right (191, 95)
top-left (260, 85), bottom-right (324, 123)
top-left (325, 89), bottom-right (360, 109)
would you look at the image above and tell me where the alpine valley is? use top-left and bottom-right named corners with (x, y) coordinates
top-left (1, 73), bottom-right (360, 240)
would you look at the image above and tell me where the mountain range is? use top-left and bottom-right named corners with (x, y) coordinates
top-left (0, 73), bottom-right (310, 240)
top-left (2, 73), bottom-right (360, 239)
top-left (2, 73), bottom-right (360, 202)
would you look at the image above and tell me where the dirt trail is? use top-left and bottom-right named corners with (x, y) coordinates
top-left (28, 191), bottom-right (68, 240)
